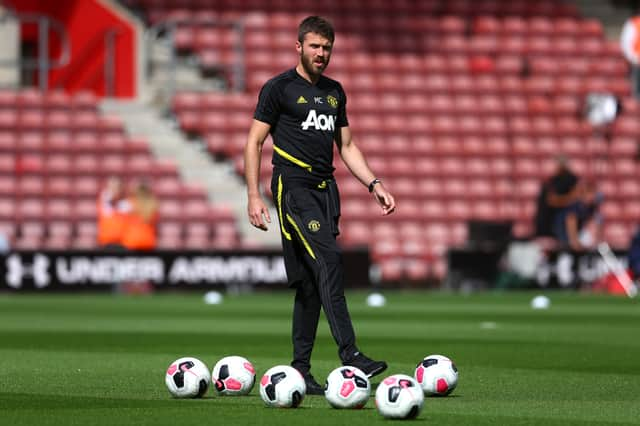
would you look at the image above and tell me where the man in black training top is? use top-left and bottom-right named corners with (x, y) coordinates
top-left (244, 15), bottom-right (396, 395)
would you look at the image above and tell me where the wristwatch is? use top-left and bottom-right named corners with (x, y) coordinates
top-left (368, 178), bottom-right (381, 193)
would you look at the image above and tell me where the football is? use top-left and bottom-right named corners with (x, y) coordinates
top-left (165, 357), bottom-right (210, 398)
top-left (414, 354), bottom-right (458, 396)
top-left (212, 355), bottom-right (256, 396)
top-left (375, 374), bottom-right (424, 419)
top-left (259, 365), bottom-right (306, 408)
top-left (324, 366), bottom-right (370, 409)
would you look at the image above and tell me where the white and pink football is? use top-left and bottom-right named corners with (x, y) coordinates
top-left (212, 355), bottom-right (256, 396)
top-left (414, 354), bottom-right (458, 396)
top-left (324, 366), bottom-right (370, 409)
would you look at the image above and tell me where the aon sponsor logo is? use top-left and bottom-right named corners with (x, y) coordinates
top-left (301, 109), bottom-right (335, 131)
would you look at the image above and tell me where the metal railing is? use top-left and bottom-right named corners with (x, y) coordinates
top-left (51, 26), bottom-right (122, 97)
top-left (146, 17), bottom-right (245, 100)
top-left (104, 28), bottom-right (119, 97)
top-left (0, 9), bottom-right (70, 91)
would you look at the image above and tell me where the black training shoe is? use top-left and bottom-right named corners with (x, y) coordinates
top-left (303, 373), bottom-right (325, 395)
top-left (343, 352), bottom-right (388, 378)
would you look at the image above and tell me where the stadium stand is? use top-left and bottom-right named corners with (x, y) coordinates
top-left (3, 0), bottom-right (638, 284)
top-left (0, 87), bottom-right (240, 250)
top-left (117, 0), bottom-right (640, 282)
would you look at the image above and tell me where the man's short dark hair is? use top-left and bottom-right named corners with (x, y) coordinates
top-left (298, 16), bottom-right (335, 44)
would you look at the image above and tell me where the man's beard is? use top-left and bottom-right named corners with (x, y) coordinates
top-left (300, 48), bottom-right (328, 77)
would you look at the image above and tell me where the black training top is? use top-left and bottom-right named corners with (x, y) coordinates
top-left (254, 68), bottom-right (349, 178)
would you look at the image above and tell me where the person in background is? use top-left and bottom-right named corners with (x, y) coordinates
top-left (534, 155), bottom-right (580, 239)
top-left (122, 179), bottom-right (159, 251)
top-left (554, 179), bottom-right (604, 251)
top-left (97, 176), bottom-right (131, 249)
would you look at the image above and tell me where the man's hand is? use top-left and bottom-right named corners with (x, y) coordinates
top-left (248, 194), bottom-right (271, 231)
top-left (372, 184), bottom-right (396, 216)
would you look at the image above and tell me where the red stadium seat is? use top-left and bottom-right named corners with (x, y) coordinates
top-left (339, 222), bottom-right (371, 247)
top-left (47, 199), bottom-right (73, 221)
top-left (371, 239), bottom-right (401, 263)
top-left (0, 131), bottom-right (16, 154)
top-left (0, 90), bottom-right (17, 108)
top-left (422, 200), bottom-right (447, 221)
top-left (98, 134), bottom-right (126, 155)
top-left (489, 158), bottom-right (512, 178)
top-left (0, 155), bottom-right (15, 177)
top-left (447, 200), bottom-right (471, 221)
top-left (17, 177), bottom-right (45, 199)
top-left (0, 199), bottom-right (15, 221)
top-left (18, 110), bottom-right (47, 132)
top-left (619, 180), bottom-right (640, 198)
top-left (471, 200), bottom-right (500, 220)
top-left (0, 176), bottom-right (16, 198)
top-left (75, 178), bottom-right (99, 201)
top-left (13, 234), bottom-right (43, 250)
top-left (71, 91), bottom-right (98, 111)
top-left (127, 156), bottom-right (154, 177)
top-left (71, 234), bottom-right (97, 249)
top-left (579, 19), bottom-right (604, 38)
top-left (73, 200), bottom-right (97, 222)
top-left (71, 111), bottom-right (100, 132)
top-left (46, 132), bottom-right (73, 154)
top-left (76, 221), bottom-right (97, 238)
top-left (17, 199), bottom-right (45, 221)
top-left (439, 157), bottom-right (466, 178)
top-left (43, 155), bottom-right (71, 177)
top-left (404, 259), bottom-right (430, 281)
top-left (341, 199), bottom-right (369, 222)
top-left (74, 133), bottom-right (101, 155)
top-left (424, 222), bottom-right (450, 244)
top-left (468, 179), bottom-right (493, 199)
top-left (46, 110), bottom-right (72, 131)
top-left (48, 220), bottom-right (73, 239)
top-left (0, 220), bottom-right (16, 243)
top-left (434, 136), bottom-right (460, 157)
top-left (74, 155), bottom-right (100, 177)
top-left (465, 158), bottom-right (490, 178)
top-left (17, 133), bottom-right (44, 155)
top-left (603, 222), bottom-right (631, 250)
top-left (43, 235), bottom-right (72, 250)
top-left (17, 88), bottom-right (44, 109)
top-left (0, 109), bottom-right (17, 131)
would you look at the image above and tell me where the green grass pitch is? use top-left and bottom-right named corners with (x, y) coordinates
top-left (1, 290), bottom-right (639, 425)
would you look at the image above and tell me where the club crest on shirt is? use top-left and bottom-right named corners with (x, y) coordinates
top-left (327, 95), bottom-right (338, 108)
top-left (308, 220), bottom-right (321, 232)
